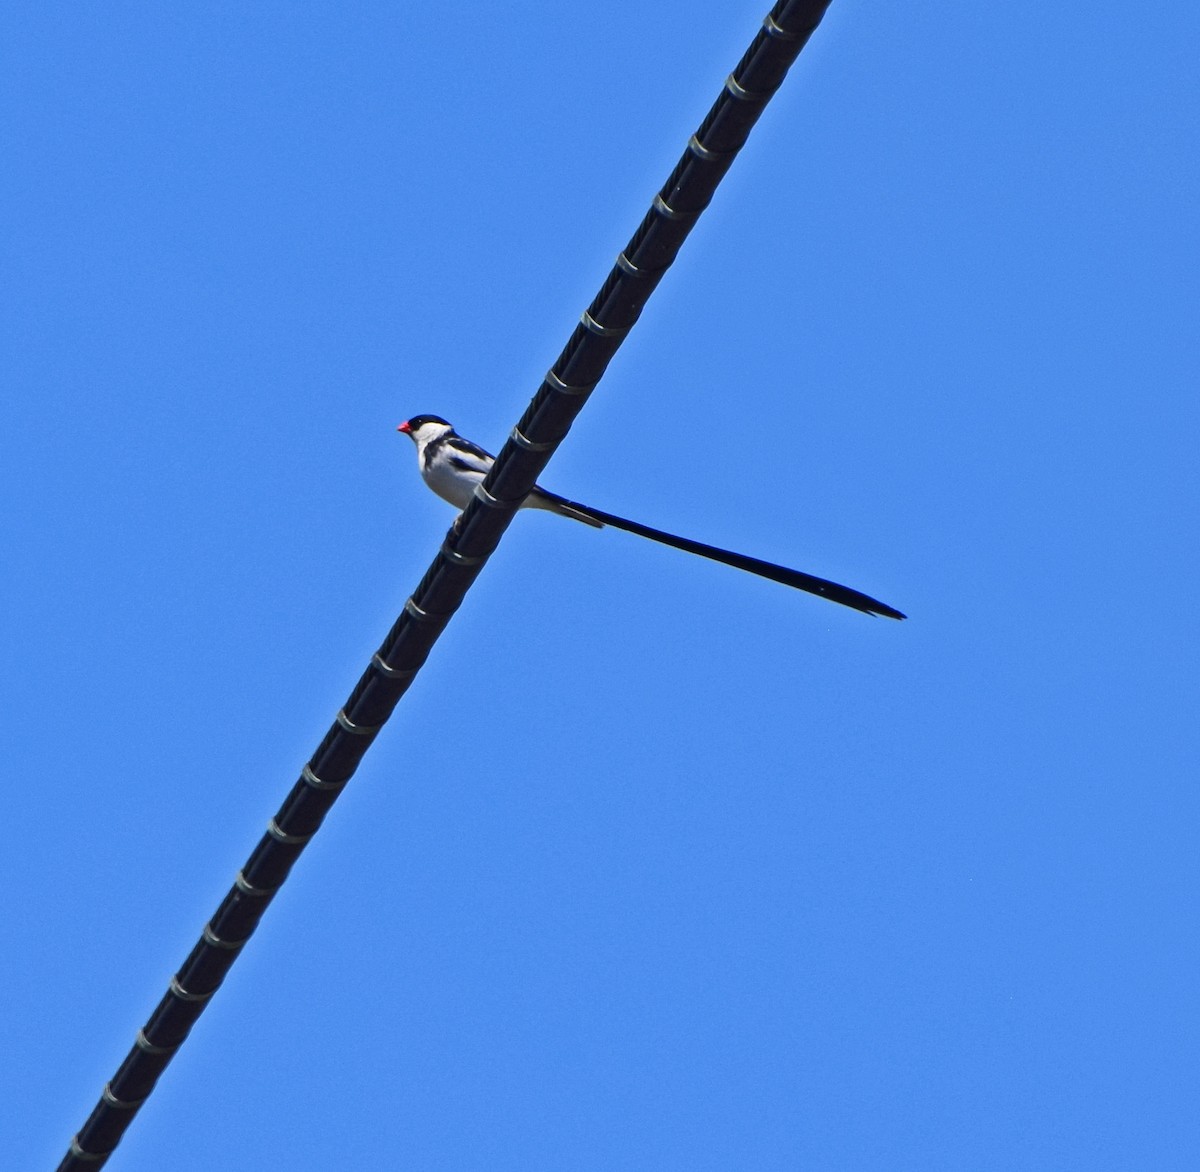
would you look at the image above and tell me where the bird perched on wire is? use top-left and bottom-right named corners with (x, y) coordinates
top-left (398, 415), bottom-right (905, 620)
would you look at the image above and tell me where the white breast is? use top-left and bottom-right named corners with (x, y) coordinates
top-left (421, 448), bottom-right (485, 510)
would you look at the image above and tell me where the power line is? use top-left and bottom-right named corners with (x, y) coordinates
top-left (58, 3), bottom-right (834, 1166)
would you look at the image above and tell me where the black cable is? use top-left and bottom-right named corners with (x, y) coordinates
top-left (59, 3), bottom-right (835, 1166)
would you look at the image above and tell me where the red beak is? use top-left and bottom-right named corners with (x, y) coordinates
top-left (397, 421), bottom-right (412, 434)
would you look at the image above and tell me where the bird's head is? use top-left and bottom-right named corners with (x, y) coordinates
top-left (398, 415), bottom-right (453, 445)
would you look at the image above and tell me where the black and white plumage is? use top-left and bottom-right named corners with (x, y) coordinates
top-left (397, 415), bottom-right (905, 620)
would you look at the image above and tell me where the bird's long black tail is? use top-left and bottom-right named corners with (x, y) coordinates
top-left (543, 492), bottom-right (905, 619)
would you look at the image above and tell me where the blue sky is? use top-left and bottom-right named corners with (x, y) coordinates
top-left (4, 2), bottom-right (1199, 1168)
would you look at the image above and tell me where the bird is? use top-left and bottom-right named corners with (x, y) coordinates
top-left (397, 415), bottom-right (905, 620)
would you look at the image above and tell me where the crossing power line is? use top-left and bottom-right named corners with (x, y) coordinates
top-left (59, 3), bottom-right (835, 1166)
